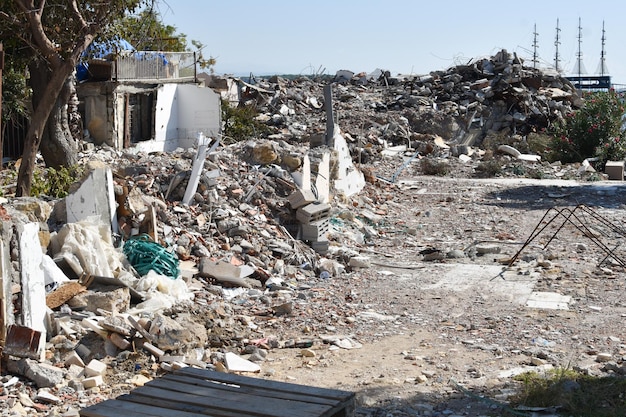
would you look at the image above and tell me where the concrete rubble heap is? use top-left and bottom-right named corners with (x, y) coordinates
top-left (0, 131), bottom-right (372, 415)
top-left (232, 48), bottom-right (581, 161)
top-left (0, 49), bottom-right (612, 416)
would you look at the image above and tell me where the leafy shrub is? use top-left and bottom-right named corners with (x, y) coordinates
top-left (31, 165), bottom-right (84, 198)
top-left (511, 368), bottom-right (626, 417)
top-left (221, 99), bottom-right (268, 143)
top-left (547, 90), bottom-right (626, 165)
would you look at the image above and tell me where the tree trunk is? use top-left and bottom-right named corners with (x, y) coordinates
top-left (16, 59), bottom-right (76, 196)
top-left (28, 60), bottom-right (79, 169)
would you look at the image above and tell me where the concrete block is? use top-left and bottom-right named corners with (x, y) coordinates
top-left (605, 160), bottom-right (625, 180)
top-left (287, 189), bottom-right (316, 210)
top-left (301, 218), bottom-right (330, 241)
top-left (349, 256), bottom-right (371, 268)
top-left (311, 237), bottom-right (330, 255)
top-left (198, 259), bottom-right (254, 287)
top-left (82, 375), bottom-right (103, 389)
top-left (64, 351), bottom-right (85, 368)
top-left (84, 359), bottom-right (107, 377)
top-left (296, 203), bottom-right (331, 224)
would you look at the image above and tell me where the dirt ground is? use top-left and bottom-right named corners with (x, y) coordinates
top-left (253, 170), bottom-right (626, 416)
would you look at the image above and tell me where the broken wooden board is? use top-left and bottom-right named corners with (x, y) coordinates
top-left (80, 367), bottom-right (355, 417)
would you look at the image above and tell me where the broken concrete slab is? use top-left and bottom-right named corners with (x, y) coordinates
top-left (69, 286), bottom-right (130, 314)
top-left (315, 151), bottom-right (331, 204)
top-left (65, 166), bottom-right (118, 234)
top-left (332, 129), bottom-right (365, 197)
top-left (224, 352), bottom-right (261, 373)
top-left (525, 291), bottom-right (571, 310)
top-left (198, 258), bottom-right (255, 287)
top-left (7, 358), bottom-right (66, 388)
top-left (18, 222), bottom-right (46, 360)
top-left (182, 133), bottom-right (212, 205)
top-left (148, 313), bottom-right (208, 351)
top-left (418, 263), bottom-right (538, 305)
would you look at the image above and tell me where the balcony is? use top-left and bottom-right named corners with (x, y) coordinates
top-left (86, 51), bottom-right (197, 82)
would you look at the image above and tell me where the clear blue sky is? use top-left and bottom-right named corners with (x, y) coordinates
top-left (158, 0), bottom-right (625, 86)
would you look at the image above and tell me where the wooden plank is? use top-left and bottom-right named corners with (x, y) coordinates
top-left (124, 384), bottom-right (330, 417)
top-left (159, 373), bottom-right (339, 406)
top-left (118, 394), bottom-right (246, 417)
top-left (80, 397), bottom-right (208, 417)
top-left (175, 367), bottom-right (354, 401)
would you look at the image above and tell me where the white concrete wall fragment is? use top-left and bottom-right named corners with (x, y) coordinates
top-left (332, 128), bottom-right (365, 197)
top-left (65, 167), bottom-right (118, 234)
top-left (144, 84), bottom-right (221, 152)
top-left (315, 151), bottom-right (331, 204)
top-left (18, 223), bottom-right (46, 358)
top-left (182, 133), bottom-right (211, 205)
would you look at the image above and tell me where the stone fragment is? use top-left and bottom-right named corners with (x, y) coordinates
top-left (84, 359), bottom-right (107, 377)
top-left (142, 342), bottom-right (165, 359)
top-left (109, 332), bottom-right (131, 350)
top-left (35, 389), bottom-right (62, 404)
top-left (475, 244), bottom-right (501, 255)
top-left (301, 349), bottom-right (316, 358)
top-left (100, 316), bottom-right (134, 337)
top-left (130, 374), bottom-right (152, 386)
top-left (69, 287), bottom-right (130, 314)
top-left (149, 313), bottom-right (208, 351)
top-left (82, 375), bottom-right (103, 389)
top-left (348, 256), bottom-right (371, 268)
top-left (7, 358), bottom-right (65, 388)
top-left (64, 351), bottom-right (85, 368)
top-left (224, 352), bottom-right (261, 373)
top-left (18, 392), bottom-right (35, 407)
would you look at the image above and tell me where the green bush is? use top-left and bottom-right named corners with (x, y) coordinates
top-left (221, 99), bottom-right (268, 143)
top-left (31, 165), bottom-right (84, 198)
top-left (511, 368), bottom-right (626, 417)
top-left (547, 90), bottom-right (626, 166)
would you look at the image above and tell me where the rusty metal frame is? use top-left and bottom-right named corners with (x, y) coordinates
top-left (507, 204), bottom-right (626, 269)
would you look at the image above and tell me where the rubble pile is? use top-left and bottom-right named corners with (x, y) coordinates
top-left (0, 50), bottom-right (613, 417)
top-left (0, 135), bottom-right (379, 415)
top-left (239, 49), bottom-right (581, 156)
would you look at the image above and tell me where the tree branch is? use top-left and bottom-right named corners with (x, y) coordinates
top-left (15, 0), bottom-right (63, 68)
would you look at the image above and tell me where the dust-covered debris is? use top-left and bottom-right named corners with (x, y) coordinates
top-left (0, 49), bottom-right (625, 417)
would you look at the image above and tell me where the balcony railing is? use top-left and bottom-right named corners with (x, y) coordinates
top-left (110, 51), bottom-right (197, 81)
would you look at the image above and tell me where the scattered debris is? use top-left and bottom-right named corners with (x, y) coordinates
top-left (0, 49), bottom-right (624, 417)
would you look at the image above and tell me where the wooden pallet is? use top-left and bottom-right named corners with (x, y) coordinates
top-left (80, 367), bottom-right (355, 417)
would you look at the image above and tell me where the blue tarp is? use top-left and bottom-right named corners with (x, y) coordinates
top-left (76, 38), bottom-right (135, 81)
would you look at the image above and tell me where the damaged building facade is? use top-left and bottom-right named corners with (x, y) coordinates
top-left (77, 48), bottom-right (221, 152)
